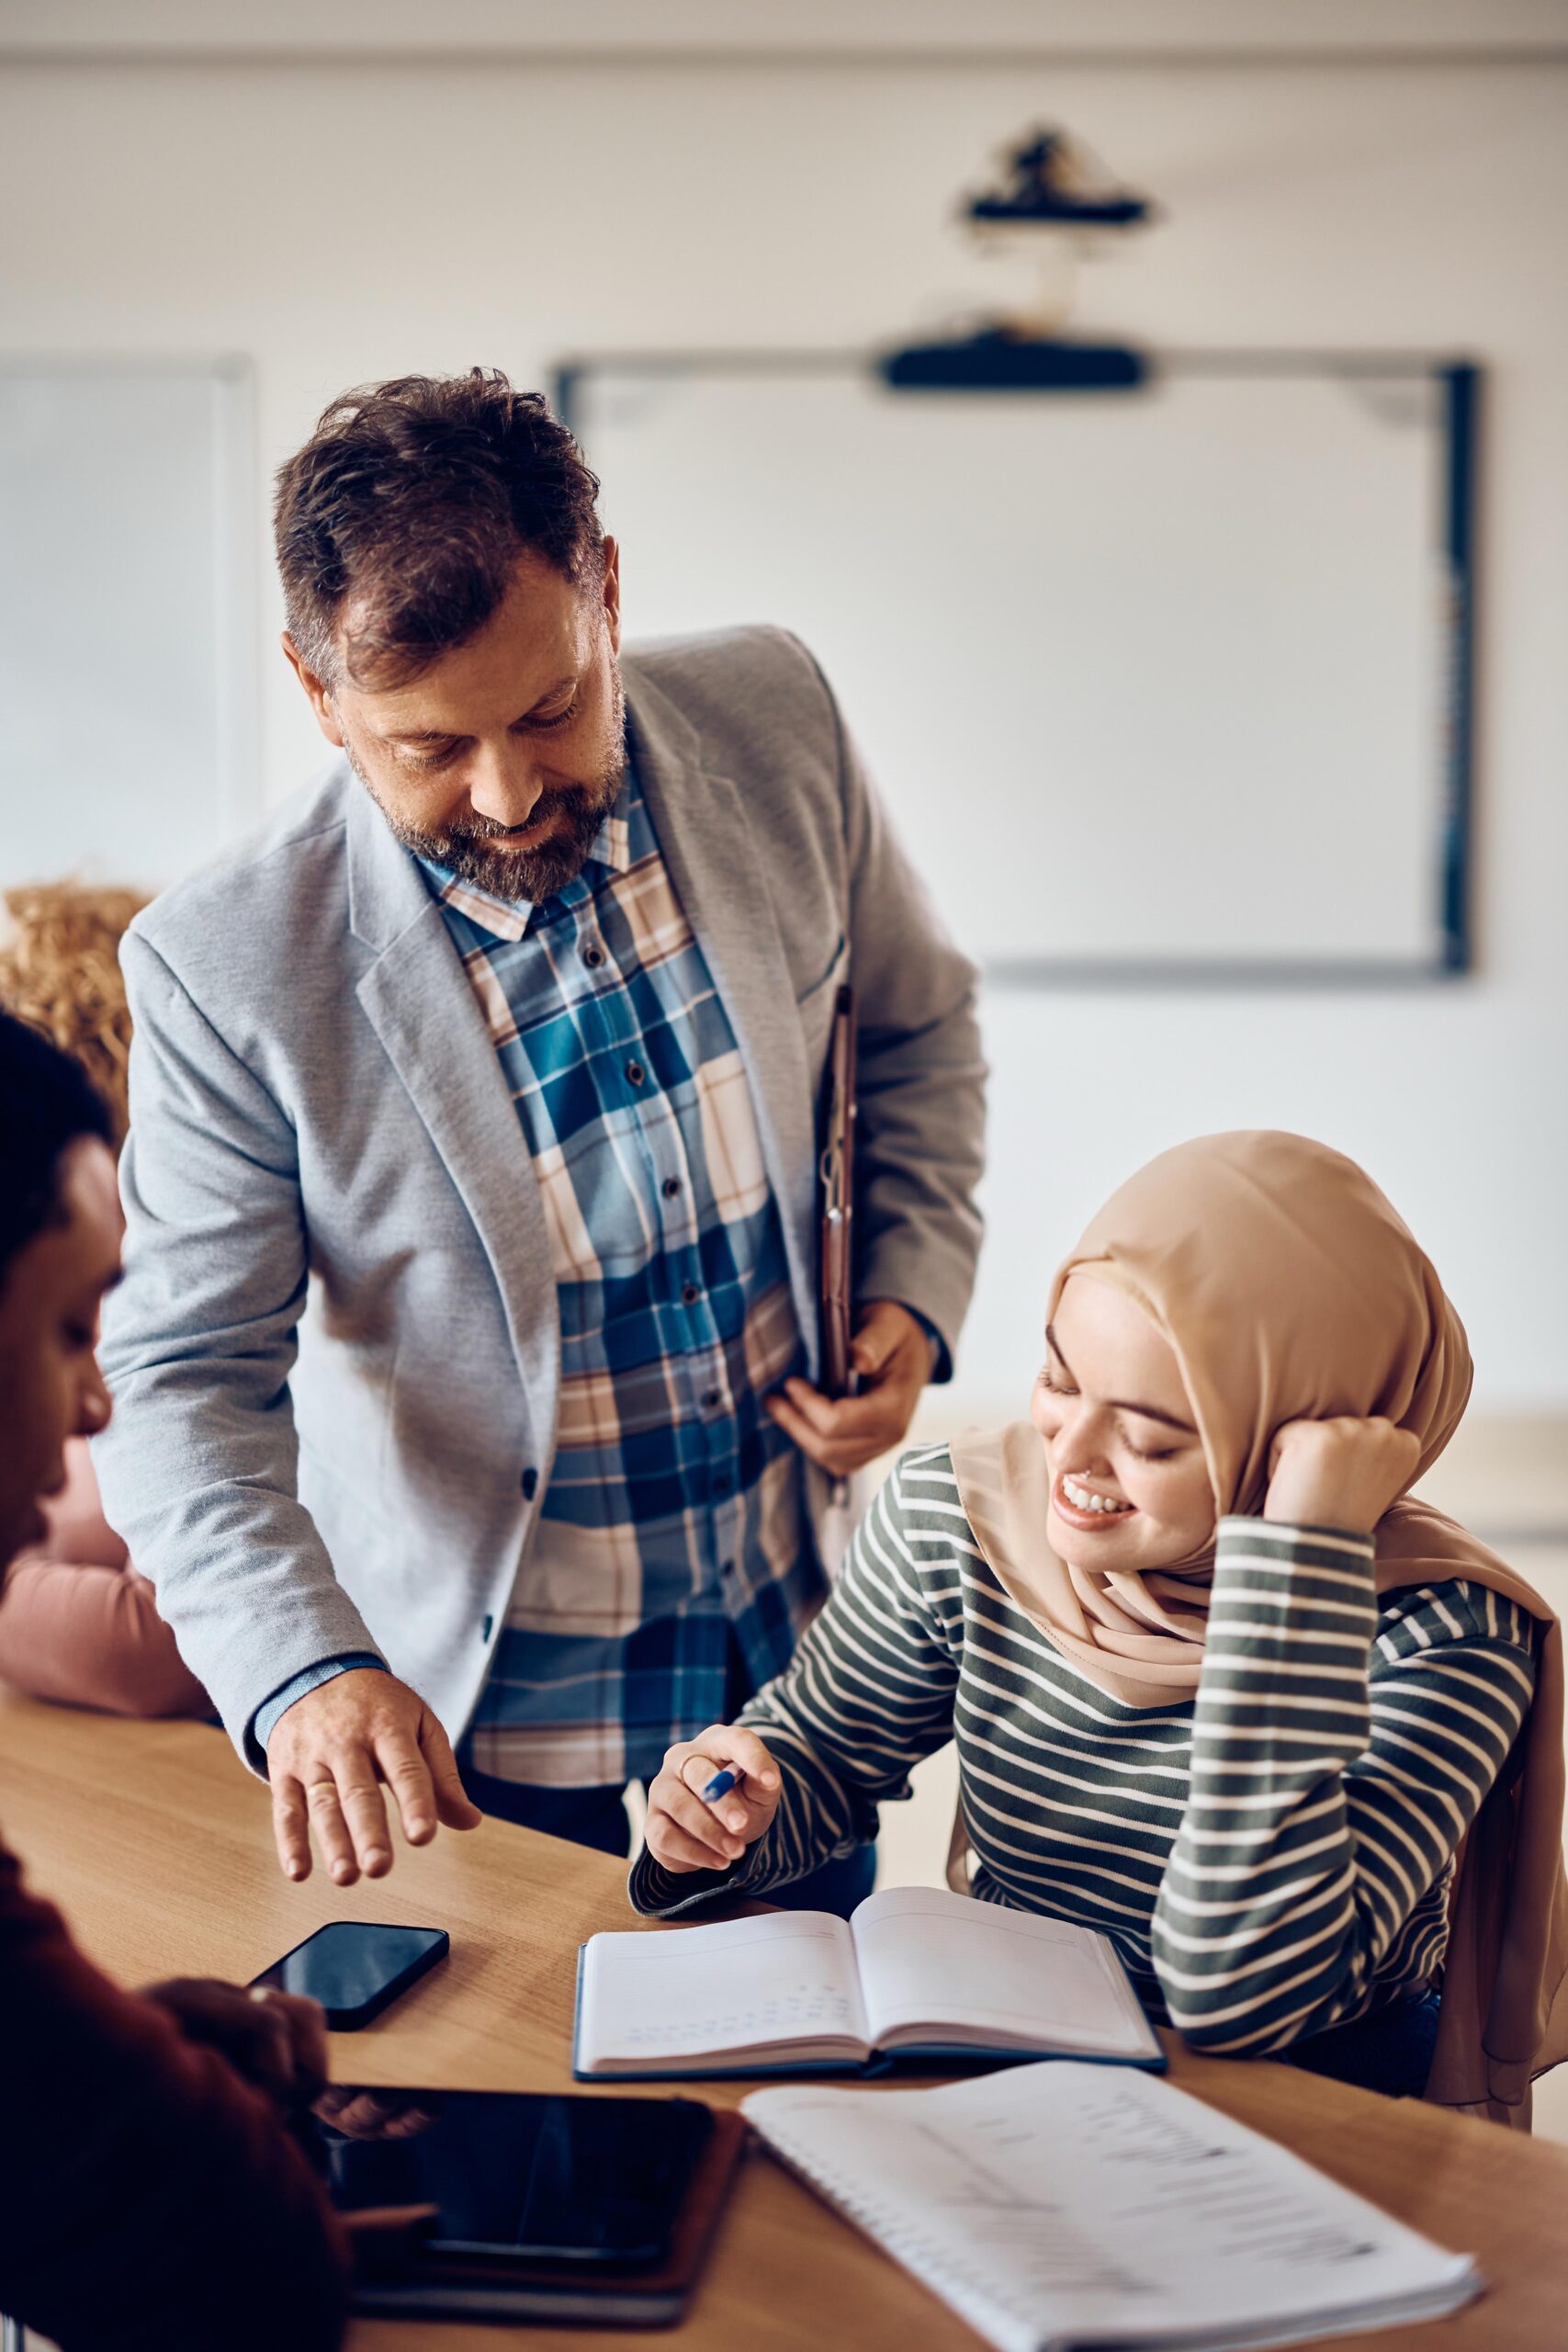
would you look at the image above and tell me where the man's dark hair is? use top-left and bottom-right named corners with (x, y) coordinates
top-left (0, 1009), bottom-right (116, 1289)
top-left (274, 368), bottom-right (605, 691)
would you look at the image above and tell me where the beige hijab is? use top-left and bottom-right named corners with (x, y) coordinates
top-left (950, 1131), bottom-right (1568, 2125)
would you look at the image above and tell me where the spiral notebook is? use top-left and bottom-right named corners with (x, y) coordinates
top-left (743, 2063), bottom-right (1481, 2352)
top-left (575, 1885), bottom-right (1163, 2080)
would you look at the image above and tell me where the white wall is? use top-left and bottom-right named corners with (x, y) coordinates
top-left (6, 1), bottom-right (1566, 58)
top-left (2, 15), bottom-right (1565, 1408)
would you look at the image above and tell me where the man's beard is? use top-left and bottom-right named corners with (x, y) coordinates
top-left (349, 674), bottom-right (626, 903)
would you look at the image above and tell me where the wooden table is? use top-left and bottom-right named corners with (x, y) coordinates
top-left (4, 1692), bottom-right (1567, 2350)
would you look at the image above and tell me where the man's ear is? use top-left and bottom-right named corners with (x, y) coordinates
top-left (281, 632), bottom-right (346, 747)
top-left (600, 537), bottom-right (622, 655)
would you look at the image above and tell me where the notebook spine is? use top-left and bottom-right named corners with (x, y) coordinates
top-left (759, 2126), bottom-right (1029, 2327)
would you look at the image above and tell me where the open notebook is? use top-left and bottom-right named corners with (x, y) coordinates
top-left (744, 2063), bottom-right (1481, 2352)
top-left (574, 1885), bottom-right (1162, 2079)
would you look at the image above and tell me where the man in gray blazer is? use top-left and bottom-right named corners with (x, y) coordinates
top-left (96, 370), bottom-right (985, 1895)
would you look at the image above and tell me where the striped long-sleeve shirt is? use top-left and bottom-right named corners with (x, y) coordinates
top-left (629, 1442), bottom-right (1538, 2053)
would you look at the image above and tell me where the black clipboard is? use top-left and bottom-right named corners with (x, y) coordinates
top-left (818, 982), bottom-right (857, 1402)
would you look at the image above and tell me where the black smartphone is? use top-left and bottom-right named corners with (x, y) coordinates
top-left (250, 1921), bottom-right (449, 2030)
top-left (310, 2086), bottom-right (714, 2267)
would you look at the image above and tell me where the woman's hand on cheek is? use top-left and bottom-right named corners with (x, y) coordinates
top-left (1263, 1417), bottom-right (1422, 1535)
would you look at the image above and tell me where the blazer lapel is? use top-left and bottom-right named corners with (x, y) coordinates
top-left (626, 669), bottom-right (821, 1374)
top-left (345, 777), bottom-right (558, 1404)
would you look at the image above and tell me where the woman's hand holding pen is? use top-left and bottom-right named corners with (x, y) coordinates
top-left (644, 1723), bottom-right (782, 1874)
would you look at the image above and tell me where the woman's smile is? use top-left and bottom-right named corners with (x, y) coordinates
top-left (1052, 1470), bottom-right (1137, 1530)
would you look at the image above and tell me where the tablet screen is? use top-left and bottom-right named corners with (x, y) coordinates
top-left (306, 2086), bottom-right (712, 2267)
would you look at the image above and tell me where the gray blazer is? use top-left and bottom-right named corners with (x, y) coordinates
top-left (94, 628), bottom-right (986, 1764)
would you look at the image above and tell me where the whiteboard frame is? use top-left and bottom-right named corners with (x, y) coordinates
top-left (554, 348), bottom-right (1479, 989)
top-left (0, 352), bottom-right (261, 876)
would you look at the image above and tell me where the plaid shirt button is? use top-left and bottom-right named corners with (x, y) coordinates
top-left (661, 1176), bottom-right (682, 1199)
top-left (626, 1059), bottom-right (646, 1086)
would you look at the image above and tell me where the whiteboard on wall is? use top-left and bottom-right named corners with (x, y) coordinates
top-left (560, 355), bottom-right (1475, 981)
top-left (0, 359), bottom-right (255, 899)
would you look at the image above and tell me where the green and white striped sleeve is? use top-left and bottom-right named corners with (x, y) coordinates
top-left (1152, 1519), bottom-right (1536, 2055)
top-left (629, 1447), bottom-right (962, 1917)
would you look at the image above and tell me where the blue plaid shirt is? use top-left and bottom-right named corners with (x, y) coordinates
top-left (412, 765), bottom-right (822, 1786)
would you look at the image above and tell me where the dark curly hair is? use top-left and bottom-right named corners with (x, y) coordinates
top-left (0, 881), bottom-right (147, 1147)
top-left (274, 368), bottom-right (605, 690)
top-left (0, 1008), bottom-right (116, 1292)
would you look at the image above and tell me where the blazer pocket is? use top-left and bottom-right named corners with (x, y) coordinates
top-left (795, 935), bottom-right (849, 1086)
top-left (795, 932), bottom-right (848, 1010)
top-left (298, 1437), bottom-right (399, 1544)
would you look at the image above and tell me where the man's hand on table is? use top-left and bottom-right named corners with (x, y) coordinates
top-left (766, 1298), bottom-right (933, 1478)
top-left (266, 1667), bottom-right (481, 1885)
top-left (142, 1976), bottom-right (329, 2110)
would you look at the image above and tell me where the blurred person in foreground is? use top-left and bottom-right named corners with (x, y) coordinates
top-left (0, 1008), bottom-right (348, 2351)
top-left (0, 883), bottom-right (208, 1716)
top-left (94, 369), bottom-right (985, 1897)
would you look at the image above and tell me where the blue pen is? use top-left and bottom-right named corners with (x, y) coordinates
top-left (700, 1764), bottom-right (745, 1805)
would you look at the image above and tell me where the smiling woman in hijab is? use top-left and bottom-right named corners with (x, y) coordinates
top-left (632, 1132), bottom-right (1568, 2125)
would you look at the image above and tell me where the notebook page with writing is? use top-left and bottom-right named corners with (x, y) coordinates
top-left (576, 1911), bottom-right (871, 2075)
top-left (743, 2063), bottom-right (1479, 2352)
top-left (850, 1885), bottom-right (1160, 2061)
